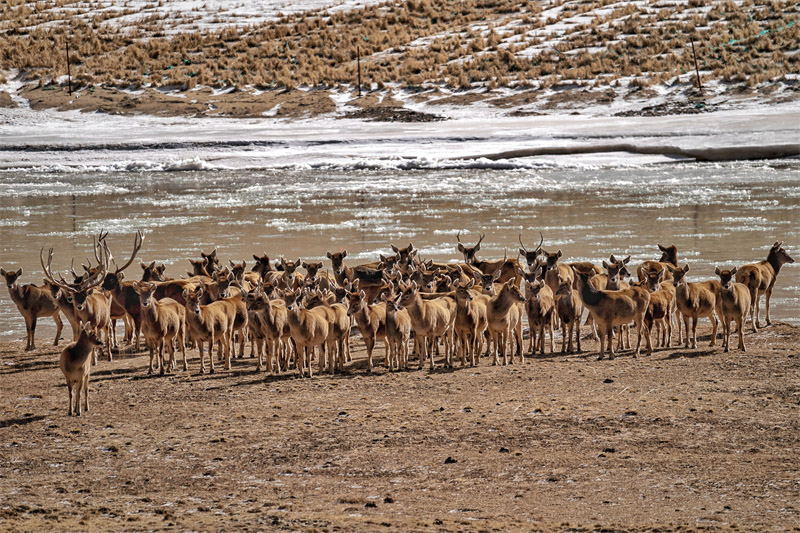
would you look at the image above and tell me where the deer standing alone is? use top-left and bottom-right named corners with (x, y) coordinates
top-left (735, 242), bottom-right (794, 331)
top-left (2, 267), bottom-right (63, 350)
top-left (60, 324), bottom-right (104, 416)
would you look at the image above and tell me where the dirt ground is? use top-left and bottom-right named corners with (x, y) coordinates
top-left (1, 321), bottom-right (799, 532)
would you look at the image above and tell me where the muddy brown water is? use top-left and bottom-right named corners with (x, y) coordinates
top-left (1, 162), bottom-right (799, 340)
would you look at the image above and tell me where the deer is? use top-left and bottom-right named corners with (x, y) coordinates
top-left (554, 271), bottom-right (582, 354)
top-left (452, 279), bottom-right (489, 366)
top-left (573, 268), bottom-right (651, 360)
top-left (43, 279), bottom-right (82, 342)
top-left (346, 288), bottom-right (387, 371)
top-left (638, 268), bottom-right (676, 348)
top-left (735, 241), bottom-right (795, 332)
top-left (587, 256), bottom-right (632, 349)
top-left (40, 238), bottom-right (113, 364)
top-left (302, 260), bottom-right (334, 291)
top-left (457, 232), bottom-right (521, 287)
top-left (326, 250), bottom-right (385, 302)
top-left (397, 279), bottom-right (454, 370)
top-left (1, 267), bottom-right (63, 350)
top-left (382, 292), bottom-right (412, 371)
top-left (101, 230), bottom-right (145, 350)
top-left (243, 287), bottom-right (290, 374)
top-left (518, 233), bottom-right (544, 270)
top-left (638, 244), bottom-right (678, 281)
top-left (141, 261), bottom-right (167, 282)
top-left (304, 289), bottom-right (349, 374)
top-left (485, 278), bottom-right (526, 365)
top-left (60, 324), bottom-right (104, 417)
top-left (182, 285), bottom-right (235, 373)
top-left (251, 252), bottom-right (273, 277)
top-left (715, 267), bottom-right (751, 353)
top-left (519, 266), bottom-right (554, 355)
top-left (281, 288), bottom-right (332, 378)
top-left (668, 264), bottom-right (720, 350)
top-left (132, 281), bottom-right (187, 374)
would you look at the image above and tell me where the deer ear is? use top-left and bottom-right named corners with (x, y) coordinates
top-left (656, 269), bottom-right (665, 281)
top-left (391, 244), bottom-right (399, 253)
top-left (195, 285), bottom-right (204, 296)
top-left (342, 250), bottom-right (347, 258)
top-left (457, 243), bottom-right (465, 253)
top-left (714, 266), bottom-right (722, 275)
top-left (326, 251), bottom-right (332, 259)
top-left (467, 279), bottom-right (475, 288)
top-left (410, 280), bottom-right (418, 290)
top-left (658, 244), bottom-right (666, 251)
top-left (609, 254), bottom-right (617, 263)
top-left (623, 255), bottom-right (631, 264)
top-left (602, 260), bottom-right (610, 269)
top-left (730, 266), bottom-right (737, 275)
top-left (683, 264), bottom-right (690, 273)
top-left (556, 249), bottom-right (562, 258)
top-left (492, 269), bottom-right (502, 281)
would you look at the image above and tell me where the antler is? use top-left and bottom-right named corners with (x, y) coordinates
top-left (456, 231), bottom-right (462, 244)
top-left (112, 230), bottom-right (144, 274)
top-left (518, 234), bottom-right (527, 254)
top-left (76, 236), bottom-right (110, 292)
top-left (40, 247), bottom-right (76, 293)
top-left (477, 233), bottom-right (485, 246)
top-left (534, 231), bottom-right (544, 254)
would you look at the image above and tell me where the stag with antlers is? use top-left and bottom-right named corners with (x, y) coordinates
top-left (41, 233), bottom-right (113, 363)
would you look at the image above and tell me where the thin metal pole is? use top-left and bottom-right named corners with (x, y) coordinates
top-left (357, 46), bottom-right (362, 96)
top-left (690, 37), bottom-right (702, 92)
top-left (66, 37), bottom-right (72, 95)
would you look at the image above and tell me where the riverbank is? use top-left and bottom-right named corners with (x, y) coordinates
top-left (2, 322), bottom-right (799, 531)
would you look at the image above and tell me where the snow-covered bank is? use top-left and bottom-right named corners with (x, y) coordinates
top-left (1, 102), bottom-right (799, 171)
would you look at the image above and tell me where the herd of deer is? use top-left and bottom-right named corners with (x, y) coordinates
top-left (1, 231), bottom-right (795, 416)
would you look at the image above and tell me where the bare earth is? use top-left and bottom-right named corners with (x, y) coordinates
top-left (1, 322), bottom-right (799, 531)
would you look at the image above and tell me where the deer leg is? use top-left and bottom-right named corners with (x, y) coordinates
top-left (51, 312), bottom-right (63, 346)
top-left (66, 380), bottom-right (74, 416)
top-left (82, 372), bottom-right (89, 414)
top-left (24, 315), bottom-right (35, 351)
top-left (597, 327), bottom-right (606, 360)
top-left (606, 326), bottom-right (616, 359)
top-left (574, 317), bottom-right (582, 353)
top-left (737, 315), bottom-right (746, 351)
top-left (365, 336), bottom-right (375, 372)
top-left (74, 378), bottom-right (83, 417)
top-left (765, 286), bottom-right (774, 326)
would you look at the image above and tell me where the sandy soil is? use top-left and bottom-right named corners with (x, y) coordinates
top-left (1, 321), bottom-right (799, 531)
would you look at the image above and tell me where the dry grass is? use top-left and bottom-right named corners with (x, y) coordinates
top-left (0, 0), bottom-right (798, 96)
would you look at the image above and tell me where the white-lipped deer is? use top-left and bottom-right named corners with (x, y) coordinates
top-left (668, 264), bottom-right (720, 350)
top-left (715, 267), bottom-right (751, 352)
top-left (573, 268), bottom-right (651, 360)
top-left (1, 267), bottom-right (63, 350)
top-left (40, 236), bottom-right (113, 364)
top-left (457, 232), bottom-right (521, 287)
top-left (132, 281), bottom-right (187, 374)
top-left (60, 324), bottom-right (104, 417)
top-left (735, 241), bottom-right (794, 331)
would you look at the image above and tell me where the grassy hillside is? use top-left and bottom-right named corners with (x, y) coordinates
top-left (1, 0), bottom-right (798, 116)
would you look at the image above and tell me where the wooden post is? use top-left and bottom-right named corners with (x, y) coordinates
top-left (66, 37), bottom-right (72, 95)
top-left (690, 37), bottom-right (702, 92)
top-left (357, 46), bottom-right (362, 97)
